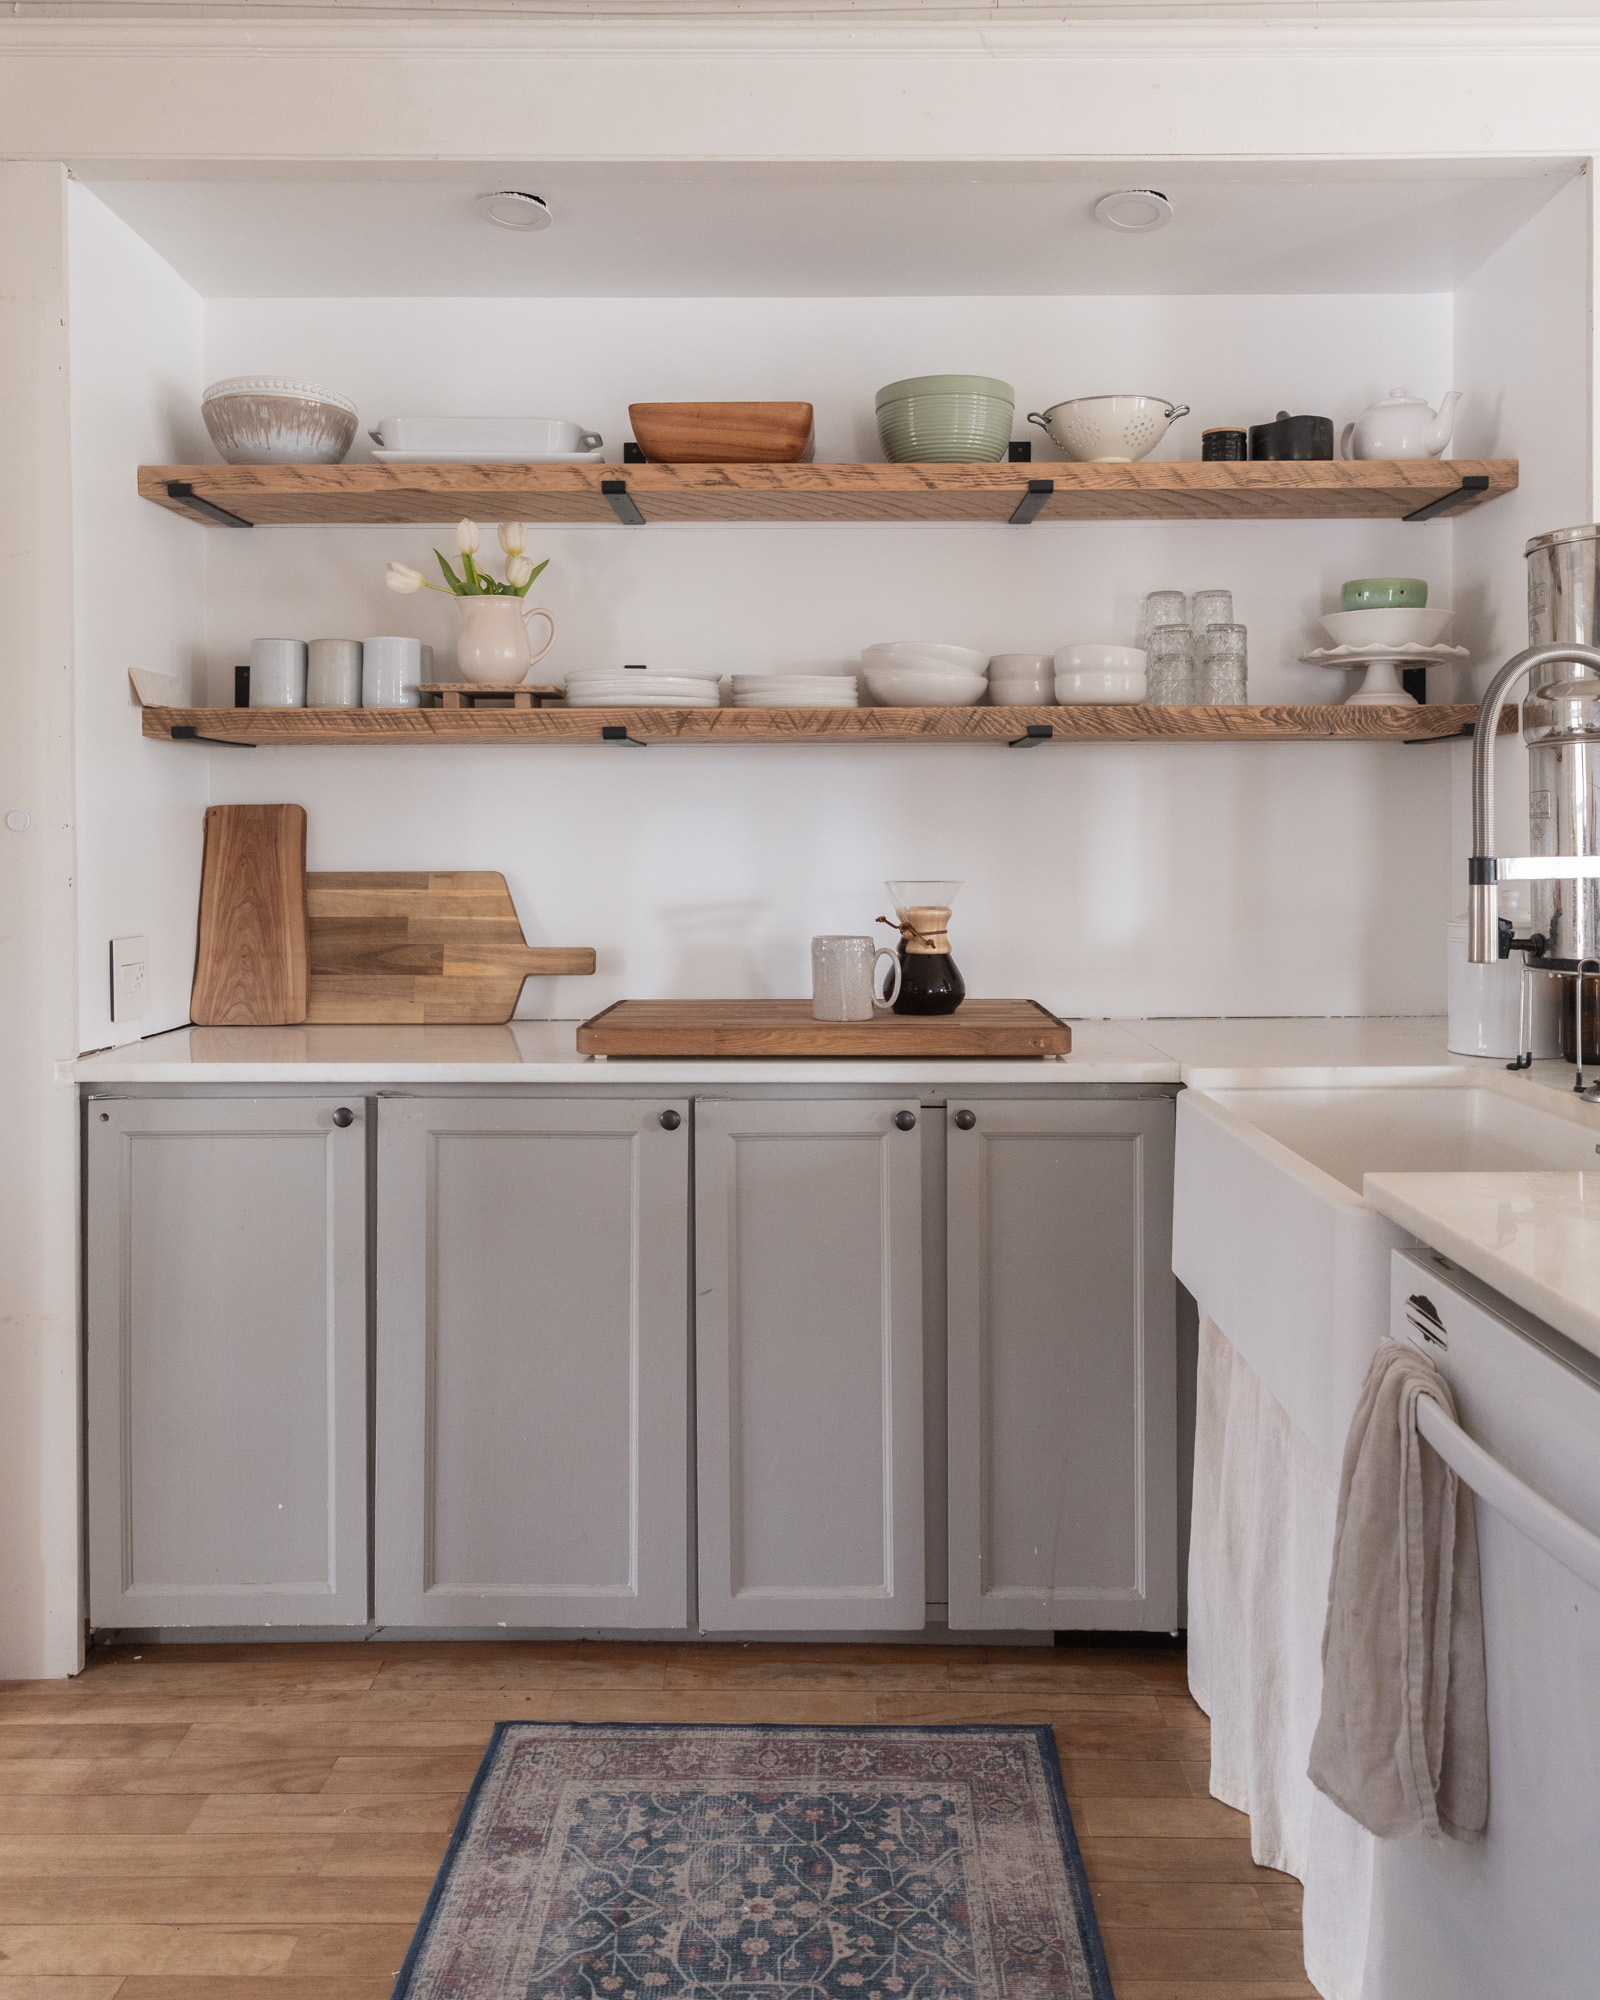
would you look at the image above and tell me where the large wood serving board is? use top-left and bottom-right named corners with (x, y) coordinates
top-left (191, 805), bottom-right (309, 1025)
top-left (576, 998), bottom-right (1072, 1058)
top-left (306, 872), bottom-right (594, 1023)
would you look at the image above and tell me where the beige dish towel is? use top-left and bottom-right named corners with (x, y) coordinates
top-left (1308, 1338), bottom-right (1489, 1841)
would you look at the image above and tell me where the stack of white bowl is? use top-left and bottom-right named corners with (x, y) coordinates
top-left (986, 653), bottom-right (1056, 706)
top-left (861, 641), bottom-right (988, 707)
top-left (563, 668), bottom-right (721, 708)
top-left (731, 674), bottom-right (859, 709)
top-left (1053, 643), bottom-right (1147, 705)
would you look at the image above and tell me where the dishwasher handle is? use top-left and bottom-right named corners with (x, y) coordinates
top-left (1417, 1393), bottom-right (1600, 1594)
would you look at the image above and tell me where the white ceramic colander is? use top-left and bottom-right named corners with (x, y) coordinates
top-left (1027, 395), bottom-right (1189, 464)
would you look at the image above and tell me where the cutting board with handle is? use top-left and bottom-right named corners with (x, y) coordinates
top-left (191, 804), bottom-right (309, 1025)
top-left (306, 871), bottom-right (595, 1023)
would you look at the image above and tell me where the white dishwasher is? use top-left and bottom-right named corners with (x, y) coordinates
top-left (1362, 1247), bottom-right (1600, 2000)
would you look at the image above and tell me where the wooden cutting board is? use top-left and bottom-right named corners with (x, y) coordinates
top-left (576, 998), bottom-right (1072, 1058)
top-left (191, 805), bottom-right (309, 1025)
top-left (306, 871), bottom-right (595, 1024)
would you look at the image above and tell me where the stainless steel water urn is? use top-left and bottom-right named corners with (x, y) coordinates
top-left (1527, 525), bottom-right (1600, 683)
top-left (1522, 677), bottom-right (1600, 966)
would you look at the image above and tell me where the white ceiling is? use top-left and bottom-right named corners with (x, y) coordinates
top-left (81, 158), bottom-right (1579, 299)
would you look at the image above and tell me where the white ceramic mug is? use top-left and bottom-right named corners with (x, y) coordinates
top-left (812, 935), bottom-right (902, 1022)
top-left (307, 638), bottom-right (362, 708)
top-left (249, 637), bottom-right (307, 708)
top-left (361, 635), bottom-right (423, 709)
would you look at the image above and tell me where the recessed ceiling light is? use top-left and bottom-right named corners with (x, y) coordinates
top-left (475, 190), bottom-right (552, 233)
top-left (1093, 189), bottom-right (1172, 233)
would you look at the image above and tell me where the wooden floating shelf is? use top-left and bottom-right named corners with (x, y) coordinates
top-left (138, 458), bottom-right (1518, 527)
top-left (142, 703), bottom-right (1495, 747)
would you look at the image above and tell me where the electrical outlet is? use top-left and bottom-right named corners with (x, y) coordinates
top-left (110, 936), bottom-right (151, 1021)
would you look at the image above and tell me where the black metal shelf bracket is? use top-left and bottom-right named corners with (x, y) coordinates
top-left (169, 724), bottom-right (256, 749)
top-left (1402, 474), bottom-right (1490, 523)
top-left (1009, 724), bottom-right (1054, 747)
top-left (1404, 722), bottom-right (1476, 744)
top-left (601, 725), bottom-right (647, 746)
top-left (165, 481), bottom-right (253, 528)
top-left (602, 480), bottom-right (646, 526)
top-left (1009, 479), bottom-right (1054, 526)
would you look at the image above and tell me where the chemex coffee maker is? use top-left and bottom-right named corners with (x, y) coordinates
top-left (1469, 525), bottom-right (1600, 1090)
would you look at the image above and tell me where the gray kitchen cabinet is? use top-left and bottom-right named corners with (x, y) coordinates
top-left (375, 1096), bottom-right (690, 1630)
top-left (695, 1097), bottom-right (925, 1631)
top-left (86, 1096), bottom-right (369, 1629)
top-left (946, 1095), bottom-right (1177, 1631)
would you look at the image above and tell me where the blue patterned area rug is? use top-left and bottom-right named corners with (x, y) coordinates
top-left (393, 1722), bottom-right (1112, 2000)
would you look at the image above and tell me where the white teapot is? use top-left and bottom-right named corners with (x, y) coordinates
top-left (1340, 387), bottom-right (1462, 461)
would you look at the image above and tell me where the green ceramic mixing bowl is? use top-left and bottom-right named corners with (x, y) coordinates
top-left (875, 374), bottom-right (1015, 463)
top-left (1340, 577), bottom-right (1429, 611)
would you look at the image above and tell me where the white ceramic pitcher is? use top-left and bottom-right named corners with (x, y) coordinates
top-left (454, 595), bottom-right (556, 686)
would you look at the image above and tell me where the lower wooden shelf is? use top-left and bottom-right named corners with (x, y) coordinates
top-left (142, 703), bottom-right (1487, 746)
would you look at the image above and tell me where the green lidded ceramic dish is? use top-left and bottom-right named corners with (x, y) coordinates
top-left (1341, 577), bottom-right (1429, 611)
top-left (875, 374), bottom-right (1015, 464)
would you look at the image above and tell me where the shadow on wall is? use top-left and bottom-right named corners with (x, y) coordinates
top-left (659, 901), bottom-right (771, 996)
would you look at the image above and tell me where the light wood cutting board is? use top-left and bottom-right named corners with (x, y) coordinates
top-left (191, 804), bottom-right (309, 1025)
top-left (575, 997), bottom-right (1072, 1058)
top-left (306, 872), bottom-right (595, 1024)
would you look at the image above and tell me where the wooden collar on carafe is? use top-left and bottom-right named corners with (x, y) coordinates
top-left (880, 907), bottom-right (952, 955)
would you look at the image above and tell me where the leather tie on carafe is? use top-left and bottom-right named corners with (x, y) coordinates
top-left (877, 910), bottom-right (951, 955)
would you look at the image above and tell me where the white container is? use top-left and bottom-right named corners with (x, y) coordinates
top-left (306, 638), bottom-right (362, 708)
top-left (862, 641), bottom-right (988, 675)
top-left (361, 635), bottom-right (424, 709)
top-left (368, 416), bottom-right (601, 455)
top-left (861, 665), bottom-right (987, 707)
top-left (248, 637), bottom-right (306, 707)
top-left (811, 936), bottom-right (901, 1021)
top-left (1446, 916), bottom-right (1559, 1057)
top-left (1320, 606), bottom-right (1454, 649)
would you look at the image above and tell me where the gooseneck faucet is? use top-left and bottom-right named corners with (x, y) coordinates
top-left (1468, 642), bottom-right (1600, 964)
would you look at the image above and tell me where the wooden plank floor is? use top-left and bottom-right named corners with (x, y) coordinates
top-left (0, 1640), bottom-right (1315, 2000)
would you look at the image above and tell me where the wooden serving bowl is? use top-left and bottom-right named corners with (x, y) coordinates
top-left (628, 401), bottom-right (815, 463)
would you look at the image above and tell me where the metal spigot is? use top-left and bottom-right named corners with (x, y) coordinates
top-left (1468, 642), bottom-right (1600, 964)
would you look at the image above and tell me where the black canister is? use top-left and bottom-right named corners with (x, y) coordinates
top-left (1201, 427), bottom-right (1248, 462)
top-left (1249, 411), bottom-right (1334, 460)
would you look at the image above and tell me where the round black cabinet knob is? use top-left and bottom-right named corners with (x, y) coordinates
top-left (659, 1109), bottom-right (682, 1130)
top-left (954, 1109), bottom-right (977, 1130)
top-left (893, 1110), bottom-right (917, 1131)
top-left (331, 1107), bottom-right (355, 1128)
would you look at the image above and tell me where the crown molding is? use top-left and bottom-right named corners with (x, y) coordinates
top-left (6, 4), bottom-right (1600, 59)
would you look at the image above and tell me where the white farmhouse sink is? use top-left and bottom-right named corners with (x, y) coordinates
top-left (1173, 1077), bottom-right (1600, 1467)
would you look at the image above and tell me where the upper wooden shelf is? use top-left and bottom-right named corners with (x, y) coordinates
top-left (137, 458), bottom-right (1518, 528)
top-left (141, 702), bottom-right (1492, 747)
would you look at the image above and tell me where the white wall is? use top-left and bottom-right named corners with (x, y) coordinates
top-left (0, 162), bottom-right (83, 1679)
top-left (200, 290), bottom-right (1458, 1017)
top-left (68, 182), bottom-right (209, 1049)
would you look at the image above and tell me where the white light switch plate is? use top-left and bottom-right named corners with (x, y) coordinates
top-left (110, 936), bottom-right (150, 1021)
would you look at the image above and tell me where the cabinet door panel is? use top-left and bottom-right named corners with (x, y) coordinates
top-left (696, 1099), bottom-right (924, 1631)
top-left (947, 1097), bottom-right (1176, 1631)
top-left (376, 1097), bottom-right (689, 1629)
top-left (87, 1097), bottom-right (368, 1628)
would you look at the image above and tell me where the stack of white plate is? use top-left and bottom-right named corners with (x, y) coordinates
top-left (731, 674), bottom-right (858, 708)
top-left (563, 670), bottom-right (722, 708)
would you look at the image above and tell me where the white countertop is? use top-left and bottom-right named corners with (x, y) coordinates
top-left (68, 1012), bottom-right (1573, 1090)
top-left (1365, 1171), bottom-right (1600, 1361)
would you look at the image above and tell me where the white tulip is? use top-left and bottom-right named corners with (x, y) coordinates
top-left (386, 561), bottom-right (426, 594)
top-left (506, 554), bottom-right (534, 588)
top-left (497, 521), bottom-right (527, 556)
top-left (456, 518), bottom-right (481, 554)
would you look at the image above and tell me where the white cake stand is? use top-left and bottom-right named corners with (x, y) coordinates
top-left (1299, 642), bottom-right (1470, 706)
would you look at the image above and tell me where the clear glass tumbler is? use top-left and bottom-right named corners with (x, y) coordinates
top-left (1197, 622), bottom-right (1248, 704)
top-left (1140, 590), bottom-right (1188, 648)
top-left (1143, 623), bottom-right (1194, 705)
top-left (1189, 589), bottom-right (1233, 641)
